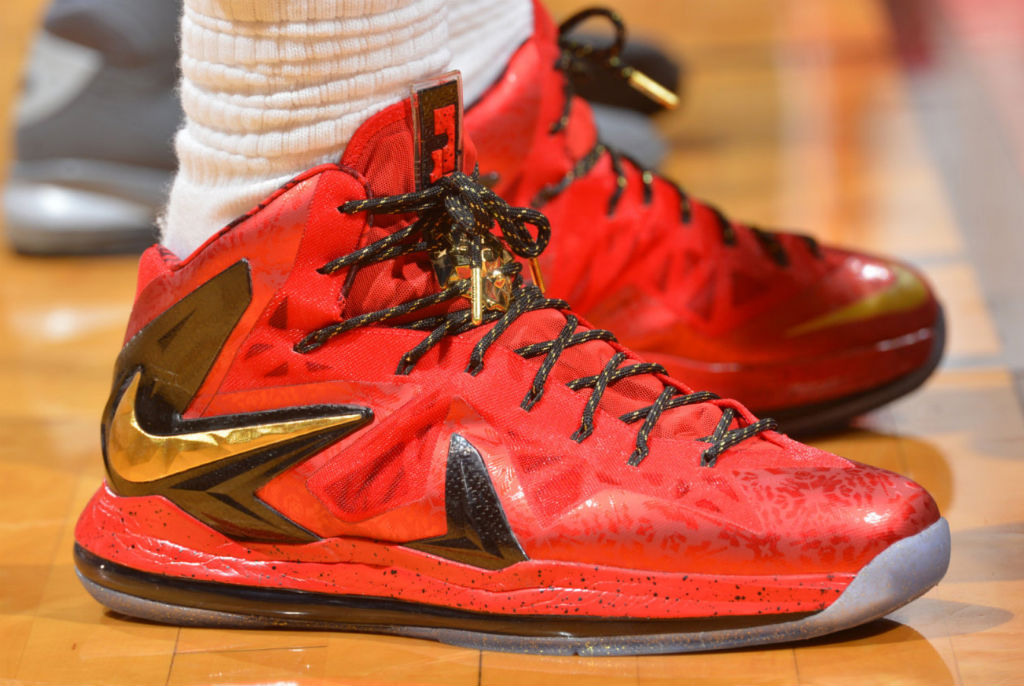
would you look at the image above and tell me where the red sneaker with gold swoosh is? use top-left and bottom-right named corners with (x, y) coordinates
top-left (466, 5), bottom-right (945, 433)
top-left (74, 78), bottom-right (949, 655)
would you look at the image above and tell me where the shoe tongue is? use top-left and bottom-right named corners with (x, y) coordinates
top-left (341, 82), bottom-right (479, 199)
top-left (339, 79), bottom-right (478, 319)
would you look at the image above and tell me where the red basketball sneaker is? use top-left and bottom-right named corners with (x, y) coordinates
top-left (466, 6), bottom-right (945, 433)
top-left (74, 79), bottom-right (949, 655)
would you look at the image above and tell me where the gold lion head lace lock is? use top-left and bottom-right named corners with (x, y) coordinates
top-left (433, 232), bottom-right (515, 326)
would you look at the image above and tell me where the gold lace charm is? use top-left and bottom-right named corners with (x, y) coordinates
top-left (624, 67), bottom-right (679, 109)
top-left (433, 233), bottom-right (516, 325)
top-left (529, 257), bottom-right (546, 294)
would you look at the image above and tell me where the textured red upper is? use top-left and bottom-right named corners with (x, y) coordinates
top-left (465, 4), bottom-right (942, 414)
top-left (74, 96), bottom-right (941, 621)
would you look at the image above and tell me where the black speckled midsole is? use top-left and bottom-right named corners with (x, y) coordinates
top-left (74, 544), bottom-right (816, 638)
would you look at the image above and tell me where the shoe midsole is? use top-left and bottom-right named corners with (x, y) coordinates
top-left (75, 484), bottom-right (863, 620)
top-left (73, 543), bottom-right (819, 638)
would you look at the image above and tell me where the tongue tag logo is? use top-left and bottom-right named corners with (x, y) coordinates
top-left (412, 72), bottom-right (464, 190)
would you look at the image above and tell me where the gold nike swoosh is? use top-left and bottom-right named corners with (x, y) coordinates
top-left (107, 370), bottom-right (367, 484)
top-left (787, 264), bottom-right (929, 337)
top-left (99, 261), bottom-right (373, 542)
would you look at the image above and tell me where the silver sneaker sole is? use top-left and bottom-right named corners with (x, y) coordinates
top-left (4, 159), bottom-right (168, 254)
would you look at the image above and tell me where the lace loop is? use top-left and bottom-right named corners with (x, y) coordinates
top-left (324, 170), bottom-right (550, 277)
top-left (559, 7), bottom-right (628, 64)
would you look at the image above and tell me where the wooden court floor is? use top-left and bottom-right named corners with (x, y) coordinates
top-left (1, 0), bottom-right (1022, 684)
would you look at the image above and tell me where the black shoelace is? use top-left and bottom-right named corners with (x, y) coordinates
top-left (548, 7), bottom-right (822, 267)
top-left (294, 170), bottom-right (776, 467)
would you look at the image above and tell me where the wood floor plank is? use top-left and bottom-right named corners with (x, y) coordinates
top-left (167, 646), bottom-right (327, 686)
top-left (480, 652), bottom-right (639, 686)
top-left (935, 581), bottom-right (1024, 686)
top-left (898, 0), bottom-right (1024, 373)
top-left (0, 0), bottom-right (43, 178)
top-left (14, 477), bottom-right (179, 686)
top-left (175, 628), bottom-right (329, 655)
top-left (792, 621), bottom-right (960, 685)
top-left (635, 649), bottom-right (798, 685)
top-left (325, 634), bottom-right (480, 685)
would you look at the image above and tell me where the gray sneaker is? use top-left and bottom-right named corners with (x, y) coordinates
top-left (5, 0), bottom-right (180, 254)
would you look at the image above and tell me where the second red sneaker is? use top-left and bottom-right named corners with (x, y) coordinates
top-left (74, 79), bottom-right (949, 655)
top-left (467, 5), bottom-right (945, 433)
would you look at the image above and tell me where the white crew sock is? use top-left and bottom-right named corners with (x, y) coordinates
top-left (162, 0), bottom-right (532, 257)
top-left (448, 0), bottom-right (533, 106)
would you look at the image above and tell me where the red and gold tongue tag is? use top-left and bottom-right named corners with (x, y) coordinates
top-left (414, 72), bottom-right (516, 324)
top-left (412, 72), bottom-right (464, 191)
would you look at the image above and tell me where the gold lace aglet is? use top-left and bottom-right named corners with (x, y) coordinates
top-left (626, 68), bottom-right (678, 109)
top-left (529, 257), bottom-right (546, 294)
top-left (471, 264), bottom-right (484, 325)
